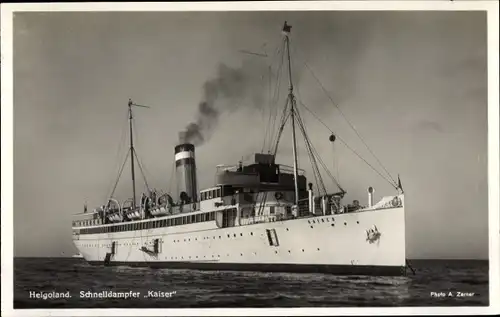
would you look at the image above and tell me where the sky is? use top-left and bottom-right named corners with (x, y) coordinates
top-left (12, 11), bottom-right (488, 259)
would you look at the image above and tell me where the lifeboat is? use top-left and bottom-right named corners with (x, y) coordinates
top-left (107, 210), bottom-right (123, 223)
top-left (150, 194), bottom-right (174, 217)
top-left (125, 208), bottom-right (142, 220)
top-left (150, 205), bottom-right (171, 217)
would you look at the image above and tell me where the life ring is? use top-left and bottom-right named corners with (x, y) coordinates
top-left (275, 192), bottom-right (284, 200)
top-left (391, 197), bottom-right (400, 207)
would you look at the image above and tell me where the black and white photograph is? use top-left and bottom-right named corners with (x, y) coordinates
top-left (1, 1), bottom-right (499, 316)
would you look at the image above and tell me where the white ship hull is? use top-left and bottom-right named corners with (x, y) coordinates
top-left (73, 205), bottom-right (406, 276)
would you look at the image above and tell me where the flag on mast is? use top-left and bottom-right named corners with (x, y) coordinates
top-left (282, 21), bottom-right (292, 35)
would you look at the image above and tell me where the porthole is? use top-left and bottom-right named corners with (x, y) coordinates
top-left (321, 219), bottom-right (325, 223)
top-left (331, 224), bottom-right (335, 227)
top-left (344, 222), bottom-right (347, 226)
top-left (326, 218), bottom-right (329, 222)
top-left (286, 228), bottom-right (289, 231)
top-left (240, 233), bottom-right (243, 237)
top-left (308, 220), bottom-right (311, 224)
top-left (288, 250), bottom-right (291, 253)
top-left (234, 234), bottom-right (236, 237)
top-left (240, 253), bottom-right (243, 256)
top-left (317, 248), bottom-right (320, 251)
top-left (219, 236), bottom-right (221, 239)
top-left (250, 232), bottom-right (253, 236)
top-left (310, 226), bottom-right (314, 229)
top-left (275, 250), bottom-right (278, 254)
top-left (227, 234), bottom-right (230, 238)
top-left (312, 220), bottom-right (316, 224)
top-left (302, 249), bottom-right (305, 252)
top-left (356, 221), bottom-right (359, 224)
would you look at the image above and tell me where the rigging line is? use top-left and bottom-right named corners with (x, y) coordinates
top-left (296, 97), bottom-right (397, 189)
top-left (268, 38), bottom-right (286, 152)
top-left (133, 149), bottom-right (151, 194)
top-left (291, 43), bottom-right (397, 186)
top-left (294, 107), bottom-right (328, 195)
top-left (108, 150), bottom-right (131, 202)
top-left (262, 39), bottom-right (284, 152)
top-left (294, 90), bottom-right (341, 193)
top-left (293, 88), bottom-right (330, 193)
top-left (105, 111), bottom-right (130, 202)
top-left (272, 98), bottom-right (291, 156)
top-left (131, 117), bottom-right (153, 191)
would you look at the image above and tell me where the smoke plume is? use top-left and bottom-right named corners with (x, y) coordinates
top-left (179, 59), bottom-right (270, 145)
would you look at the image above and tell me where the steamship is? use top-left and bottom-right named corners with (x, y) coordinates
top-left (72, 22), bottom-right (407, 276)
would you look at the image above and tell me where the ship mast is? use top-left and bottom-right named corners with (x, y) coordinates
top-left (126, 99), bottom-right (150, 209)
top-left (128, 99), bottom-right (137, 208)
top-left (283, 21), bottom-right (300, 206)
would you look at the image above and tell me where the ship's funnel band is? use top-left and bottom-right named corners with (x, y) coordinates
top-left (175, 151), bottom-right (194, 161)
top-left (176, 157), bottom-right (195, 167)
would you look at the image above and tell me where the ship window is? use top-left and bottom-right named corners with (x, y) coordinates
top-left (217, 188), bottom-right (221, 198)
top-left (270, 206), bottom-right (275, 214)
top-left (196, 214), bottom-right (201, 222)
top-left (162, 220), bottom-right (167, 227)
top-left (191, 215), bottom-right (195, 223)
top-left (201, 213), bottom-right (206, 222)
